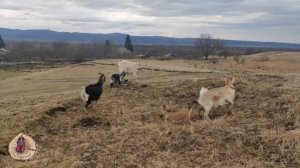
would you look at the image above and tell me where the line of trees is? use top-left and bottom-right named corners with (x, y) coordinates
top-left (194, 33), bottom-right (275, 60)
top-left (1, 34), bottom-right (136, 63)
top-left (0, 32), bottom-right (271, 63)
top-left (1, 40), bottom-right (134, 63)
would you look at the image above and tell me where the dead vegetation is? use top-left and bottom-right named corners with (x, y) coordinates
top-left (2, 76), bottom-right (299, 168)
top-left (233, 55), bottom-right (246, 64)
top-left (1, 53), bottom-right (300, 167)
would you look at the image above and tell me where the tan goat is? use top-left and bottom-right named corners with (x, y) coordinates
top-left (161, 105), bottom-right (194, 134)
top-left (197, 77), bottom-right (236, 120)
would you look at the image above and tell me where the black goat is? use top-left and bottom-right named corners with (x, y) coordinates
top-left (81, 73), bottom-right (106, 110)
top-left (110, 72), bottom-right (126, 87)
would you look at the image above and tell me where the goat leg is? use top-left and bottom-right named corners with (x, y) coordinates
top-left (204, 110), bottom-right (211, 121)
top-left (190, 122), bottom-right (194, 134)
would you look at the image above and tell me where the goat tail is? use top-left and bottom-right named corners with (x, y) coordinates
top-left (81, 87), bottom-right (85, 101)
top-left (81, 87), bottom-right (88, 102)
top-left (199, 87), bottom-right (208, 98)
top-left (188, 105), bottom-right (195, 119)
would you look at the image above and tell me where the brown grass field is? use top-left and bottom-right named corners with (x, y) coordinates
top-left (0, 52), bottom-right (300, 168)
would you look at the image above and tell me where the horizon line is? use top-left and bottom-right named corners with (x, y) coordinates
top-left (0, 27), bottom-right (300, 45)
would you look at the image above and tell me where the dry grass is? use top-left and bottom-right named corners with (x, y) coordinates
top-left (0, 52), bottom-right (300, 167)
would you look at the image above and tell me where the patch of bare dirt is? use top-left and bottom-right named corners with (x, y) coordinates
top-left (73, 117), bottom-right (111, 128)
top-left (0, 145), bottom-right (8, 156)
top-left (46, 106), bottom-right (67, 116)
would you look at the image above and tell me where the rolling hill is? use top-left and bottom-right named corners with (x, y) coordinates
top-left (1, 27), bottom-right (300, 49)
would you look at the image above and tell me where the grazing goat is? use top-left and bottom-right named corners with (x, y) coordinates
top-left (197, 77), bottom-right (236, 120)
top-left (81, 73), bottom-right (106, 111)
top-left (161, 105), bottom-right (194, 134)
top-left (118, 60), bottom-right (142, 79)
top-left (110, 72), bottom-right (126, 87)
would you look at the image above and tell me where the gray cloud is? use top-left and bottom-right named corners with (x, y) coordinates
top-left (0, 0), bottom-right (299, 43)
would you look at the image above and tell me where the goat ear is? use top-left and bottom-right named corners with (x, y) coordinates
top-left (232, 78), bottom-right (236, 83)
top-left (224, 77), bottom-right (228, 85)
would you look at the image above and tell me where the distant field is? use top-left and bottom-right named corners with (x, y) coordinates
top-left (0, 52), bottom-right (299, 168)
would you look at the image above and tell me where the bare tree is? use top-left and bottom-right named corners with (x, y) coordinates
top-left (103, 40), bottom-right (112, 57)
top-left (195, 34), bottom-right (224, 60)
top-left (90, 40), bottom-right (104, 59)
top-left (51, 40), bottom-right (69, 61)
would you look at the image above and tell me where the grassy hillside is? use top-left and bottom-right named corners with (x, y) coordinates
top-left (0, 52), bottom-right (300, 167)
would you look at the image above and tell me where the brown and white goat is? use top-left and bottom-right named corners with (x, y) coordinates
top-left (161, 105), bottom-right (194, 134)
top-left (197, 77), bottom-right (236, 120)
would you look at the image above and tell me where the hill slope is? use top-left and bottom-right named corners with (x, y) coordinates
top-left (0, 54), bottom-right (299, 167)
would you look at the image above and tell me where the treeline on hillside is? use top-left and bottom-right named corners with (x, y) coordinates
top-left (0, 40), bottom-right (290, 63)
top-left (1, 40), bottom-right (134, 63)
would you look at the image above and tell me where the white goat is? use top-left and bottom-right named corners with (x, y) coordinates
top-left (118, 60), bottom-right (142, 79)
top-left (197, 77), bottom-right (236, 120)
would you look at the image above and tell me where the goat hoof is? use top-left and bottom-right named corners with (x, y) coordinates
top-left (205, 117), bottom-right (211, 121)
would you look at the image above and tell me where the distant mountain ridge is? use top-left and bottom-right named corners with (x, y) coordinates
top-left (1, 27), bottom-right (300, 49)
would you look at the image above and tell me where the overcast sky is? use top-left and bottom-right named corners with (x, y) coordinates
top-left (0, 0), bottom-right (300, 43)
